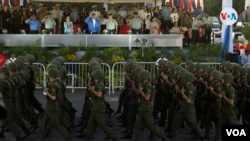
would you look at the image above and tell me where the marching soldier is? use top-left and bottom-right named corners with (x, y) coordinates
top-left (134, 70), bottom-right (168, 141)
top-left (168, 72), bottom-right (205, 141)
top-left (0, 67), bottom-right (21, 141)
top-left (41, 68), bottom-right (71, 141)
top-left (85, 69), bottom-right (119, 141)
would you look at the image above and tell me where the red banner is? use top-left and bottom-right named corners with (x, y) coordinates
top-left (180, 0), bottom-right (184, 9)
top-left (0, 54), bottom-right (7, 67)
top-left (188, 0), bottom-right (192, 12)
top-left (169, 0), bottom-right (173, 8)
top-left (14, 0), bottom-right (19, 5)
top-left (197, 0), bottom-right (201, 8)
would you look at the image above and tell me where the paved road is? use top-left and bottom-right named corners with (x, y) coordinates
top-left (2, 89), bottom-right (216, 141)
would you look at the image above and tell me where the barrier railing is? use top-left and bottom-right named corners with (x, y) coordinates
top-left (0, 34), bottom-right (183, 49)
top-left (243, 63), bottom-right (250, 68)
top-left (33, 63), bottom-right (46, 89)
top-left (64, 62), bottom-right (111, 94)
top-left (111, 62), bottom-right (156, 94)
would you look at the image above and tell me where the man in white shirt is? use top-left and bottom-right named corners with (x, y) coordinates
top-left (118, 6), bottom-right (127, 19)
top-left (241, 50), bottom-right (250, 67)
top-left (6, 52), bottom-right (16, 65)
top-left (89, 5), bottom-right (101, 19)
top-left (156, 52), bottom-right (168, 66)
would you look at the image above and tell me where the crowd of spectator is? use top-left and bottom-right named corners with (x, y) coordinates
top-left (0, 2), bottom-right (214, 46)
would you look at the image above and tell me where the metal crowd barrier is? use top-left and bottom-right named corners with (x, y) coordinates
top-left (243, 63), bottom-right (250, 68)
top-left (111, 62), bottom-right (156, 94)
top-left (0, 34), bottom-right (183, 49)
top-left (64, 62), bottom-right (111, 94)
top-left (33, 63), bottom-right (46, 89)
top-left (179, 62), bottom-right (222, 71)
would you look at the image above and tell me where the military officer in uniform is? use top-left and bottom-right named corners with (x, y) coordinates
top-left (105, 12), bottom-right (118, 34)
top-left (130, 12), bottom-right (144, 34)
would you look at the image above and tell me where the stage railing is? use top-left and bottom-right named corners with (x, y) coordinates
top-left (0, 34), bottom-right (183, 49)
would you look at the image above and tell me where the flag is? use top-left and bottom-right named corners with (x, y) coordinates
top-left (188, 0), bottom-right (192, 12)
top-left (197, 0), bottom-right (201, 7)
top-left (221, 0), bottom-right (233, 61)
top-left (184, 0), bottom-right (188, 9)
top-left (14, 0), bottom-right (18, 5)
top-left (0, 54), bottom-right (7, 67)
top-left (245, 0), bottom-right (250, 10)
top-left (192, 0), bottom-right (197, 11)
top-left (222, 25), bottom-right (232, 61)
top-left (169, 0), bottom-right (173, 8)
top-left (174, 0), bottom-right (179, 8)
top-left (180, 0), bottom-right (184, 9)
top-left (103, 2), bottom-right (108, 12)
top-left (20, 0), bottom-right (23, 6)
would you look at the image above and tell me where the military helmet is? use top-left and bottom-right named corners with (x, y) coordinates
top-left (174, 66), bottom-right (182, 73)
top-left (91, 69), bottom-right (104, 81)
top-left (8, 63), bottom-right (18, 72)
top-left (179, 69), bottom-right (188, 78)
top-left (48, 68), bottom-right (60, 78)
top-left (127, 61), bottom-right (137, 68)
top-left (188, 63), bottom-right (195, 71)
top-left (127, 59), bottom-right (136, 64)
top-left (89, 57), bottom-right (102, 64)
top-left (225, 62), bottom-right (233, 71)
top-left (195, 63), bottom-right (202, 71)
top-left (158, 60), bottom-right (167, 65)
top-left (58, 56), bottom-right (66, 63)
top-left (131, 63), bottom-right (139, 72)
top-left (168, 61), bottom-right (176, 70)
top-left (138, 70), bottom-right (151, 81)
top-left (184, 72), bottom-right (195, 82)
top-left (88, 61), bottom-right (99, 70)
top-left (25, 54), bottom-right (35, 63)
top-left (134, 66), bottom-right (144, 77)
top-left (14, 59), bottom-right (24, 70)
top-left (202, 64), bottom-right (210, 72)
top-left (233, 64), bottom-right (241, 73)
top-left (185, 60), bottom-right (193, 66)
top-left (207, 67), bottom-right (216, 74)
top-left (222, 73), bottom-right (234, 83)
top-left (92, 66), bottom-right (102, 72)
top-left (240, 67), bottom-right (247, 75)
top-left (50, 61), bottom-right (61, 70)
top-left (210, 70), bottom-right (223, 80)
top-left (16, 56), bottom-right (25, 63)
top-left (0, 67), bottom-right (10, 74)
top-left (47, 64), bottom-right (58, 70)
top-left (52, 57), bottom-right (64, 65)
top-left (221, 61), bottom-right (229, 67)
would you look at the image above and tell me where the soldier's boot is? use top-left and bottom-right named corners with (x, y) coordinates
top-left (120, 130), bottom-right (132, 139)
top-left (121, 129), bottom-right (128, 133)
top-left (0, 127), bottom-right (5, 138)
top-left (148, 131), bottom-right (154, 139)
top-left (21, 126), bottom-right (31, 139)
top-left (76, 133), bottom-right (86, 138)
top-left (161, 136), bottom-right (169, 141)
top-left (114, 104), bottom-right (122, 114)
top-left (16, 136), bottom-right (22, 141)
top-left (204, 129), bottom-right (210, 139)
top-left (116, 114), bottom-right (123, 120)
top-left (31, 118), bottom-right (38, 132)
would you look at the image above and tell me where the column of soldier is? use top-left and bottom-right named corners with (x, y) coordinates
top-left (113, 59), bottom-right (250, 141)
top-left (0, 55), bottom-right (77, 141)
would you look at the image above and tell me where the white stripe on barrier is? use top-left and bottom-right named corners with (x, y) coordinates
top-left (64, 62), bottom-right (111, 94)
top-left (33, 63), bottom-right (46, 89)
